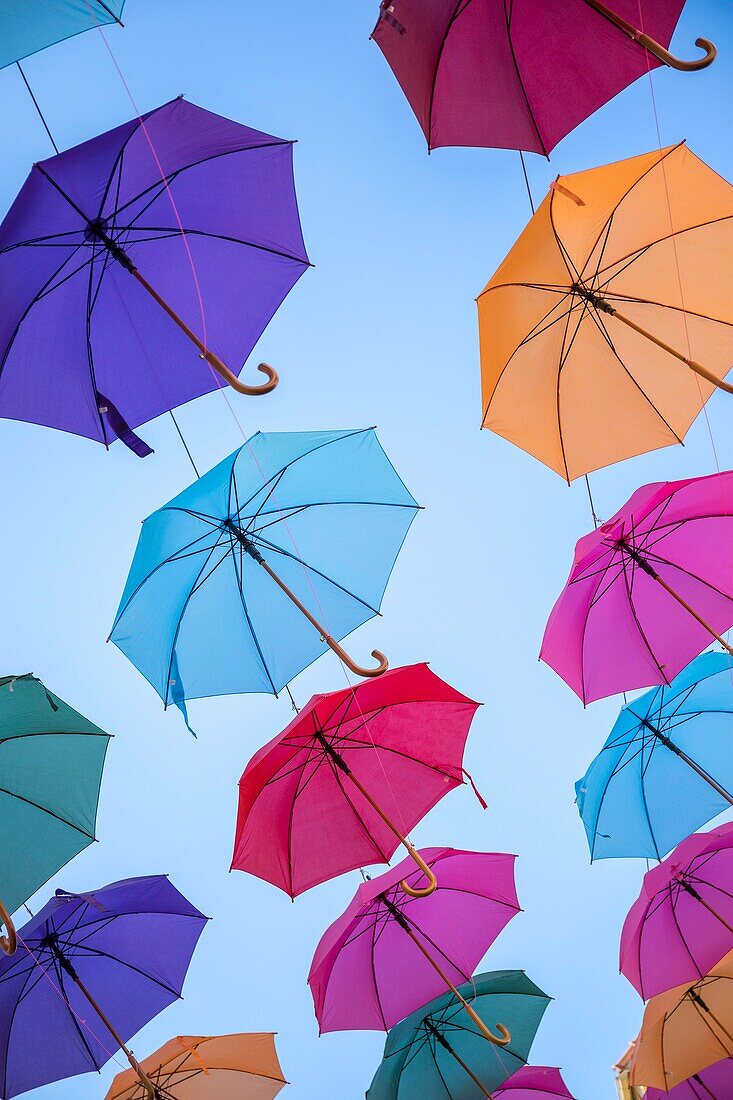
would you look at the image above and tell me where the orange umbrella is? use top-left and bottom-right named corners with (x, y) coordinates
top-left (105, 1033), bottom-right (287, 1100)
top-left (478, 144), bottom-right (733, 481)
top-left (630, 948), bottom-right (733, 1090)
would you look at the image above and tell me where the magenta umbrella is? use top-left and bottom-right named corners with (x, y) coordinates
top-left (645, 1058), bottom-right (733, 1099)
top-left (308, 847), bottom-right (519, 1042)
top-left (371, 1), bottom-right (715, 156)
top-left (541, 472), bottom-right (733, 704)
top-left (494, 1066), bottom-right (575, 1099)
top-left (620, 824), bottom-right (733, 1000)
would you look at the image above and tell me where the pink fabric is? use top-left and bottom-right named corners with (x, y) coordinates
top-left (232, 664), bottom-right (481, 896)
top-left (645, 1058), bottom-right (733, 1098)
top-left (372, 0), bottom-right (684, 154)
top-left (495, 1065), bottom-right (575, 1098)
top-left (541, 471), bottom-right (733, 703)
top-left (620, 823), bottom-right (733, 999)
top-left (308, 847), bottom-right (519, 1032)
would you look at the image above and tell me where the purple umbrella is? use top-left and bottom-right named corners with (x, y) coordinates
top-left (0, 97), bottom-right (309, 456)
top-left (645, 1059), bottom-right (733, 1098)
top-left (494, 1065), bottom-right (576, 1098)
top-left (0, 875), bottom-right (208, 1099)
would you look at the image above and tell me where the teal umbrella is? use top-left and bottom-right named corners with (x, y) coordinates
top-left (366, 971), bottom-right (551, 1100)
top-left (0, 674), bottom-right (110, 955)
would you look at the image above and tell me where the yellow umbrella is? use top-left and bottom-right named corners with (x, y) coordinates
top-left (105, 1033), bottom-right (287, 1100)
top-left (630, 948), bottom-right (733, 1090)
top-left (478, 144), bottom-right (733, 481)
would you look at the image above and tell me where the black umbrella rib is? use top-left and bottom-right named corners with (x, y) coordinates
top-left (601, 288), bottom-right (733, 329)
top-left (501, 0), bottom-right (549, 156)
top-left (0, 785), bottom-right (95, 838)
top-left (241, 467), bottom-right (288, 526)
top-left (426, 1032), bottom-right (456, 1099)
top-left (35, 164), bottom-right (91, 222)
top-left (592, 215), bottom-right (733, 290)
top-left (56, 940), bottom-right (183, 999)
top-left (327, 757), bottom-right (394, 863)
top-left (52, 957), bottom-right (105, 1072)
top-left (227, 529), bottom-right (278, 696)
top-left (112, 225), bottom-right (310, 267)
top-left (0, 229), bottom-right (87, 255)
top-left (0, 946), bottom-right (47, 1096)
top-left (253, 534), bottom-right (382, 615)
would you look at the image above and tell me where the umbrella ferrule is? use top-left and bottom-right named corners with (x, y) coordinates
top-left (572, 282), bottom-right (615, 315)
top-left (641, 718), bottom-right (676, 751)
top-left (224, 520), bottom-right (265, 564)
top-left (313, 728), bottom-right (350, 774)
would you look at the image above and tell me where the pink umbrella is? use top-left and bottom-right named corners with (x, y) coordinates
top-left (494, 1066), bottom-right (575, 1099)
top-left (645, 1058), bottom-right (733, 1098)
top-left (621, 824), bottom-right (733, 1000)
top-left (308, 847), bottom-right (519, 1042)
top-left (541, 472), bottom-right (733, 704)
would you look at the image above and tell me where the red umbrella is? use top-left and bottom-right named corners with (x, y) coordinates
top-left (231, 664), bottom-right (483, 897)
top-left (371, 1), bottom-right (715, 155)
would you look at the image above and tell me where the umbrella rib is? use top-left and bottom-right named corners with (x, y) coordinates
top-left (112, 225), bottom-right (310, 268)
top-left (620, 549), bottom-right (671, 684)
top-left (0, 785), bottom-right (95, 839)
top-left (603, 289), bottom-right (733, 329)
top-left (283, 738), bottom-right (326, 895)
top-left (50, 954), bottom-right (105, 1072)
top-left (227, 530), bottom-right (279, 696)
top-left (426, 1030), bottom-right (457, 1099)
top-left (425, 1), bottom-right (476, 152)
top-left (585, 736), bottom-right (649, 859)
top-left (0, 944), bottom-right (47, 1096)
top-left (636, 545), bottom-right (733, 604)
top-left (252, 534), bottom-right (382, 615)
top-left (54, 939), bottom-right (183, 999)
top-left (499, 0), bottom-right (549, 155)
top-left (592, 215), bottom-right (733, 289)
top-left (327, 756), bottom-right (394, 863)
top-left (554, 293), bottom-right (591, 482)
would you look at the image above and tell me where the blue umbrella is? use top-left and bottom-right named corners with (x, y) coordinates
top-left (576, 652), bottom-right (733, 861)
top-left (0, 1), bottom-right (124, 71)
top-left (110, 429), bottom-right (419, 727)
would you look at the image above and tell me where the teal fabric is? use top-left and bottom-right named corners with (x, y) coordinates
top-left (0, 1), bottom-right (125, 70)
top-left (0, 675), bottom-right (110, 914)
top-left (367, 970), bottom-right (551, 1100)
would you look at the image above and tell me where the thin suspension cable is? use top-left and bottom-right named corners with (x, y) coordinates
top-left (16, 63), bottom-right (59, 154)
top-left (518, 151), bottom-right (535, 214)
top-left (584, 474), bottom-right (600, 528)
top-left (169, 410), bottom-right (200, 478)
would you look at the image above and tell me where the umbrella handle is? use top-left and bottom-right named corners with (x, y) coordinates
top-left (324, 635), bottom-right (389, 678)
top-left (400, 852), bottom-right (438, 898)
top-left (199, 351), bottom-right (279, 396)
top-left (0, 900), bottom-right (16, 956)
top-left (581, 0), bottom-right (716, 70)
top-left (463, 1000), bottom-right (512, 1047)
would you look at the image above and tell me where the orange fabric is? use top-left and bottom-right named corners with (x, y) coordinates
top-left (105, 1033), bottom-right (286, 1100)
top-left (630, 948), bottom-right (733, 1089)
top-left (478, 144), bottom-right (733, 480)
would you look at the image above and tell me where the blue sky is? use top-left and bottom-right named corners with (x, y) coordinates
top-left (0, 1), bottom-right (731, 1096)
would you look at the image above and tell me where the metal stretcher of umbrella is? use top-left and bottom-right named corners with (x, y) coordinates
top-left (0, 96), bottom-right (310, 455)
top-left (232, 663), bottom-right (483, 898)
top-left (631, 948), bottom-right (733, 1090)
top-left (0, 673), bottom-right (110, 957)
top-left (106, 1033), bottom-right (288, 1100)
top-left (541, 471), bottom-right (733, 704)
top-left (644, 1059), bottom-right (733, 1100)
top-left (478, 144), bottom-right (733, 481)
top-left (576, 653), bottom-right (733, 860)
top-left (621, 824), bottom-right (733, 1000)
top-left (366, 971), bottom-right (551, 1100)
top-left (0, 876), bottom-right (208, 1100)
top-left (308, 848), bottom-right (520, 1046)
top-left (494, 1066), bottom-right (575, 1100)
top-left (109, 429), bottom-right (419, 727)
top-left (372, 1), bottom-right (715, 156)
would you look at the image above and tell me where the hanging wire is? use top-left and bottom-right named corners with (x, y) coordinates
top-left (518, 150), bottom-right (535, 214)
top-left (169, 410), bottom-right (200, 478)
top-left (16, 62), bottom-right (59, 153)
top-left (285, 685), bottom-right (300, 713)
top-left (584, 474), bottom-right (600, 528)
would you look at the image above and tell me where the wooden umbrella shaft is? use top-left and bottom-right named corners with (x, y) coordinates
top-left (579, 0), bottom-right (716, 70)
top-left (608, 306), bottom-right (733, 395)
top-left (644, 722), bottom-right (733, 805)
top-left (425, 1022), bottom-right (494, 1098)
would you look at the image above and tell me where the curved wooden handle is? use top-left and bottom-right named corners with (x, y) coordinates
top-left (0, 900), bottom-right (17, 956)
top-left (324, 636), bottom-right (389, 678)
top-left (400, 854), bottom-right (438, 898)
top-left (637, 32), bottom-right (716, 71)
top-left (202, 353), bottom-right (279, 395)
top-left (464, 1000), bottom-right (512, 1047)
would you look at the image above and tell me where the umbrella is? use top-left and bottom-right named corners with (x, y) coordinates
top-left (0, 1), bottom-right (124, 71)
top-left (631, 948), bottom-right (733, 1090)
top-left (540, 470), bottom-right (733, 704)
top-left (232, 663), bottom-right (483, 898)
top-left (106, 1032), bottom-right (288, 1100)
top-left (0, 875), bottom-right (208, 1099)
top-left (477, 144), bottom-right (733, 481)
top-left (109, 428), bottom-right (419, 726)
top-left (0, 97), bottom-right (310, 456)
top-left (575, 653), bottom-right (733, 860)
top-left (494, 1066), bottom-right (575, 1099)
top-left (366, 971), bottom-right (551, 1100)
top-left (372, 2), bottom-right (714, 156)
top-left (308, 848), bottom-right (519, 1044)
top-left (0, 673), bottom-right (110, 957)
top-left (621, 823), bottom-right (733, 999)
top-left (644, 1059), bottom-right (733, 1099)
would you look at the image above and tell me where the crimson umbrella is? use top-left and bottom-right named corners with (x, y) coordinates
top-left (372, 1), bottom-right (715, 155)
top-left (232, 664), bottom-right (483, 897)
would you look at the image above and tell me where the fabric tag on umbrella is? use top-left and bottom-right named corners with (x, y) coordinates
top-left (97, 393), bottom-right (154, 458)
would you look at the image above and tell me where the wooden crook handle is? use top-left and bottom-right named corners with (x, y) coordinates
top-left (323, 634), bottom-right (389, 678)
top-left (400, 851), bottom-right (438, 898)
top-left (201, 351), bottom-right (279, 396)
top-left (463, 1000), bottom-right (512, 1047)
top-left (0, 900), bottom-right (17, 956)
top-left (637, 32), bottom-right (716, 71)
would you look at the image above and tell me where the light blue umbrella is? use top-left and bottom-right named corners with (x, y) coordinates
top-left (576, 652), bottom-right (733, 861)
top-left (0, 1), bottom-right (124, 70)
top-left (110, 429), bottom-right (419, 728)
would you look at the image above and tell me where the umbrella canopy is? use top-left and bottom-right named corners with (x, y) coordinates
top-left (576, 653), bottom-right (733, 860)
top-left (631, 948), bottom-right (733, 1090)
top-left (644, 1058), bottom-right (733, 1099)
top-left (621, 823), bottom-right (733, 999)
top-left (0, 1), bottom-right (124, 70)
top-left (0, 97), bottom-right (309, 455)
top-left (0, 673), bottom-right (110, 952)
top-left (308, 848), bottom-right (519, 1035)
top-left (0, 875), bottom-right (208, 1099)
top-left (232, 663), bottom-right (482, 897)
top-left (478, 144), bottom-right (733, 480)
top-left (106, 1033), bottom-right (287, 1100)
top-left (494, 1066), bottom-right (575, 1099)
top-left (110, 429), bottom-right (419, 722)
top-left (541, 471), bottom-right (733, 704)
top-left (366, 971), bottom-right (551, 1100)
top-left (371, 1), bottom-right (714, 155)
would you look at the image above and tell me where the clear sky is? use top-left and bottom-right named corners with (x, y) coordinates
top-left (0, 2), bottom-right (731, 1097)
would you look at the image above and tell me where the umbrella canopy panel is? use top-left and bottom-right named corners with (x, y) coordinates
top-left (0, 0), bottom-right (124, 70)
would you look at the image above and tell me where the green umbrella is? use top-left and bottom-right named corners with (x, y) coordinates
top-left (0, 674), bottom-right (110, 954)
top-left (366, 971), bottom-right (551, 1100)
